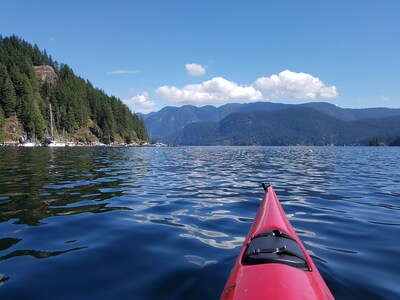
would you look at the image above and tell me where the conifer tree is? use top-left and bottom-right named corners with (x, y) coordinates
top-left (0, 106), bottom-right (4, 141)
top-left (0, 64), bottom-right (17, 117)
top-left (0, 105), bottom-right (4, 126)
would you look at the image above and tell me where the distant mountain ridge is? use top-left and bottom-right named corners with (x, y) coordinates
top-left (175, 107), bottom-right (400, 146)
top-left (141, 102), bottom-right (400, 145)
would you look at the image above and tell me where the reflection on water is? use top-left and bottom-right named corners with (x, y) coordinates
top-left (0, 146), bottom-right (400, 299)
top-left (184, 255), bottom-right (217, 267)
top-left (0, 246), bottom-right (87, 261)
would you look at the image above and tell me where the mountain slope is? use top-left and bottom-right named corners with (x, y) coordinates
top-left (143, 105), bottom-right (220, 142)
top-left (0, 35), bottom-right (148, 144)
top-left (142, 101), bottom-right (400, 143)
top-left (142, 102), bottom-right (290, 142)
top-left (302, 102), bottom-right (400, 121)
top-left (174, 107), bottom-right (400, 146)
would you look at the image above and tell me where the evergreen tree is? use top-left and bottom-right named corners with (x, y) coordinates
top-left (0, 106), bottom-right (4, 142)
top-left (27, 95), bottom-right (46, 140)
top-left (8, 63), bottom-right (25, 98)
top-left (0, 105), bottom-right (4, 126)
top-left (0, 63), bottom-right (17, 117)
top-left (32, 44), bottom-right (43, 65)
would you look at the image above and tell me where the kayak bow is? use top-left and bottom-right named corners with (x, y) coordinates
top-left (221, 184), bottom-right (334, 300)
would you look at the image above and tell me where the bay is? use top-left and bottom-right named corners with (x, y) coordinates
top-left (0, 146), bottom-right (399, 299)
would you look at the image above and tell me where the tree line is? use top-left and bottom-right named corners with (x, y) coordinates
top-left (0, 35), bottom-right (148, 143)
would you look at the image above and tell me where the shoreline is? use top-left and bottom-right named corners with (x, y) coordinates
top-left (0, 141), bottom-right (168, 148)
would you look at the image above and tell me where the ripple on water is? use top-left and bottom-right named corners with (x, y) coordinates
top-left (0, 146), bottom-right (399, 299)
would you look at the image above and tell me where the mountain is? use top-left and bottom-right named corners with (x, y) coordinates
top-left (142, 105), bottom-right (220, 142)
top-left (174, 107), bottom-right (400, 146)
top-left (301, 102), bottom-right (400, 121)
top-left (141, 101), bottom-right (400, 144)
top-left (0, 35), bottom-right (148, 144)
top-left (141, 102), bottom-right (289, 143)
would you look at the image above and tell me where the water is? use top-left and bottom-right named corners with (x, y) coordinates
top-left (0, 146), bottom-right (399, 299)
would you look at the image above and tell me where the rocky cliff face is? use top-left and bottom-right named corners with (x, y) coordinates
top-left (3, 115), bottom-right (25, 143)
top-left (34, 65), bottom-right (58, 85)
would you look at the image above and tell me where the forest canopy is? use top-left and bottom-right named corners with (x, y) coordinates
top-left (0, 35), bottom-right (148, 144)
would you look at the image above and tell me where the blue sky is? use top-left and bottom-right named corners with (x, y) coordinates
top-left (1, 0), bottom-right (399, 113)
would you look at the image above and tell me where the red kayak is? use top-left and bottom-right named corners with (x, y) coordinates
top-left (221, 184), bottom-right (334, 300)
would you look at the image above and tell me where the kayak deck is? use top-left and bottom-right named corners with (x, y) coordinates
top-left (221, 184), bottom-right (334, 300)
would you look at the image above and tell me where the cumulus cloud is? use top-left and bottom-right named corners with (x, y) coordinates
top-left (124, 92), bottom-right (155, 110)
top-left (107, 70), bottom-right (140, 75)
top-left (254, 70), bottom-right (338, 99)
top-left (156, 77), bottom-right (262, 104)
top-left (186, 63), bottom-right (206, 76)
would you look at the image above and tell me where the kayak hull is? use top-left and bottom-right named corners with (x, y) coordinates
top-left (221, 185), bottom-right (334, 300)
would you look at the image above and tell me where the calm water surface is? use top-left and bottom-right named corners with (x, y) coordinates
top-left (0, 146), bottom-right (399, 299)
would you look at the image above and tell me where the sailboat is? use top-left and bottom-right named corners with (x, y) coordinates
top-left (45, 104), bottom-right (66, 147)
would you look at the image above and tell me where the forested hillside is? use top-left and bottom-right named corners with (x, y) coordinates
top-left (174, 107), bottom-right (400, 146)
top-left (142, 101), bottom-right (400, 144)
top-left (0, 35), bottom-right (148, 143)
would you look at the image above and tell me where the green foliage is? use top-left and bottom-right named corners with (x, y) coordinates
top-left (0, 106), bottom-right (4, 124)
top-left (0, 106), bottom-right (4, 141)
top-left (16, 74), bottom-right (46, 139)
top-left (0, 35), bottom-right (148, 143)
top-left (0, 63), bottom-right (17, 117)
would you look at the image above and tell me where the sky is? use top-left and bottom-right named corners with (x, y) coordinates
top-left (1, 0), bottom-right (399, 113)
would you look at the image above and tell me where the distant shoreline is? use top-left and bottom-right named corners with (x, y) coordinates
top-left (0, 141), bottom-right (168, 148)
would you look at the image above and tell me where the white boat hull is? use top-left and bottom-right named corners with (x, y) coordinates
top-left (46, 141), bottom-right (66, 147)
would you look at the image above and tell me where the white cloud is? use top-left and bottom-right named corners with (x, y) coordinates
top-left (124, 92), bottom-right (155, 110)
top-left (156, 77), bottom-right (263, 105)
top-left (185, 63), bottom-right (206, 76)
top-left (254, 70), bottom-right (338, 99)
top-left (107, 70), bottom-right (140, 75)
